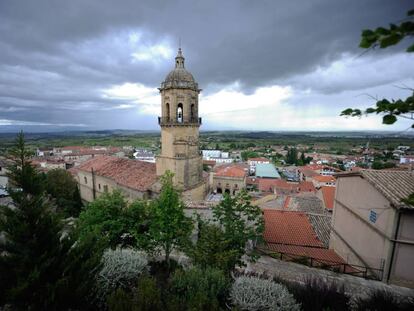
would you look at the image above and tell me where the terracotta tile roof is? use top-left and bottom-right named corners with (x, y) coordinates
top-left (76, 155), bottom-right (157, 192)
top-left (283, 196), bottom-right (291, 209)
top-left (301, 169), bottom-right (319, 177)
top-left (258, 179), bottom-right (297, 193)
top-left (320, 186), bottom-right (335, 210)
top-left (337, 170), bottom-right (414, 209)
top-left (302, 164), bottom-right (325, 171)
top-left (203, 160), bottom-right (216, 166)
top-left (214, 164), bottom-right (248, 178)
top-left (313, 175), bottom-right (336, 183)
top-left (298, 181), bottom-right (316, 192)
top-left (265, 244), bottom-right (346, 264)
top-left (263, 210), bottom-right (324, 248)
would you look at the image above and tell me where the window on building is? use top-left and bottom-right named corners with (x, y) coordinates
top-left (191, 103), bottom-right (195, 120)
top-left (177, 103), bottom-right (183, 123)
top-left (103, 185), bottom-right (108, 193)
top-left (369, 210), bottom-right (377, 223)
top-left (84, 176), bottom-right (87, 184)
top-left (98, 184), bottom-right (101, 190)
top-left (166, 103), bottom-right (170, 120)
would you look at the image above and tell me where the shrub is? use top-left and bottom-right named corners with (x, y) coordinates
top-left (133, 275), bottom-right (162, 311)
top-left (287, 277), bottom-right (348, 311)
top-left (96, 248), bottom-right (148, 303)
top-left (230, 276), bottom-right (300, 311)
top-left (354, 289), bottom-right (414, 311)
top-left (169, 267), bottom-right (229, 310)
top-left (107, 288), bottom-right (134, 311)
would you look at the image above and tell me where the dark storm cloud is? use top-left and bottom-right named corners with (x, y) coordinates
top-left (0, 0), bottom-right (412, 131)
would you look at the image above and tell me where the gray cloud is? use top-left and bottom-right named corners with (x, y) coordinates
top-left (0, 0), bottom-right (412, 131)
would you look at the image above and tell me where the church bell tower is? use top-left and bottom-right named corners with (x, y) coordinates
top-left (156, 48), bottom-right (204, 198)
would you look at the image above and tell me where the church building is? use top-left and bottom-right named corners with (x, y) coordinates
top-left (156, 47), bottom-right (206, 201)
top-left (74, 48), bottom-right (206, 202)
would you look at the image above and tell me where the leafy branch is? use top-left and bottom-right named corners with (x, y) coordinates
top-left (340, 93), bottom-right (414, 128)
top-left (359, 9), bottom-right (414, 52)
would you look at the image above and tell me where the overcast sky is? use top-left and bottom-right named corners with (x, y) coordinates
top-left (0, 0), bottom-right (413, 132)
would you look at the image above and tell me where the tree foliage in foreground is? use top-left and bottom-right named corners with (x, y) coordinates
top-left (0, 131), bottom-right (103, 310)
top-left (210, 190), bottom-right (264, 271)
top-left (341, 9), bottom-right (414, 128)
top-left (77, 190), bottom-right (152, 249)
top-left (149, 171), bottom-right (193, 267)
top-left (45, 168), bottom-right (83, 217)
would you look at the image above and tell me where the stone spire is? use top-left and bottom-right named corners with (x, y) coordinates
top-left (175, 47), bottom-right (185, 68)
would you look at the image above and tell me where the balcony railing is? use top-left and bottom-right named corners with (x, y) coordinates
top-left (158, 117), bottom-right (202, 126)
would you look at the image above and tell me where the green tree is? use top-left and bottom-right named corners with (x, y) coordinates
top-left (241, 150), bottom-right (259, 161)
top-left (341, 9), bottom-right (414, 128)
top-left (0, 132), bottom-right (106, 310)
top-left (169, 267), bottom-right (229, 311)
top-left (45, 168), bottom-right (83, 217)
top-left (189, 219), bottom-right (239, 272)
top-left (211, 190), bottom-right (264, 271)
top-left (149, 171), bottom-right (193, 268)
top-left (77, 191), bottom-right (152, 249)
top-left (1, 133), bottom-right (69, 309)
top-left (6, 131), bottom-right (44, 196)
top-left (286, 148), bottom-right (298, 165)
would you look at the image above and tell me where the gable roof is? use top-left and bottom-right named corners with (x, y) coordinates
top-left (336, 170), bottom-right (414, 210)
top-left (263, 210), bottom-right (324, 248)
top-left (76, 155), bottom-right (157, 192)
top-left (214, 163), bottom-right (248, 178)
top-left (320, 186), bottom-right (335, 210)
top-left (313, 175), bottom-right (336, 183)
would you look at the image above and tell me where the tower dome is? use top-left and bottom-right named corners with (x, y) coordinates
top-left (160, 48), bottom-right (199, 91)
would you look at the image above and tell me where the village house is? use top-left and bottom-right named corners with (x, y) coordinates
top-left (255, 163), bottom-right (281, 179)
top-left (330, 170), bottom-right (414, 287)
top-left (261, 209), bottom-right (345, 264)
top-left (72, 155), bottom-right (159, 202)
top-left (317, 186), bottom-right (336, 211)
top-left (311, 175), bottom-right (336, 188)
top-left (211, 163), bottom-right (248, 195)
top-left (247, 157), bottom-right (270, 174)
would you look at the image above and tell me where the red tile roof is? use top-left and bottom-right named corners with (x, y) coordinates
top-left (263, 210), bottom-right (324, 248)
top-left (313, 175), bottom-right (336, 183)
top-left (283, 196), bottom-right (291, 209)
top-left (320, 186), bottom-right (335, 210)
top-left (266, 244), bottom-right (346, 264)
top-left (76, 155), bottom-right (157, 192)
top-left (301, 169), bottom-right (319, 177)
top-left (258, 179), bottom-right (297, 193)
top-left (298, 181), bottom-right (316, 192)
top-left (203, 160), bottom-right (216, 166)
top-left (214, 164), bottom-right (248, 178)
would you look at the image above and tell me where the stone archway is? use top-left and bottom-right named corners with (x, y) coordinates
top-left (216, 187), bottom-right (223, 194)
top-left (224, 188), bottom-right (230, 195)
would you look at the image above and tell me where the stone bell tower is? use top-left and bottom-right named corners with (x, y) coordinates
top-left (156, 48), bottom-right (205, 200)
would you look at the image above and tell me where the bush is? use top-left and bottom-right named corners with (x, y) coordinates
top-left (96, 248), bottom-right (148, 303)
top-left (354, 289), bottom-right (414, 311)
top-left (169, 267), bottom-right (229, 310)
top-left (133, 275), bottom-right (162, 311)
top-left (230, 276), bottom-right (300, 311)
top-left (287, 277), bottom-right (348, 311)
top-left (107, 288), bottom-right (134, 311)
